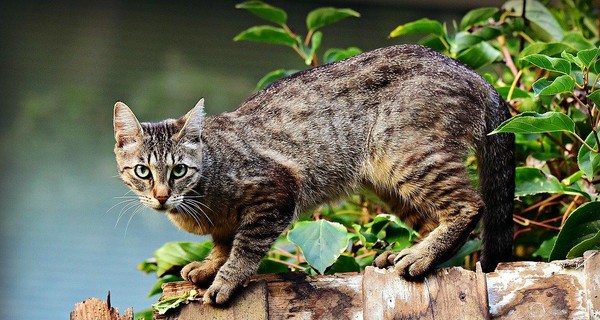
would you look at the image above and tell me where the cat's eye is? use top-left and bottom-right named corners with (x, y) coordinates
top-left (134, 165), bottom-right (152, 179)
top-left (171, 164), bottom-right (188, 179)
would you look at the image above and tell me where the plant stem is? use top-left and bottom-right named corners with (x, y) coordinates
top-left (508, 69), bottom-right (524, 100)
top-left (498, 35), bottom-right (519, 78)
top-left (561, 195), bottom-right (582, 225)
top-left (513, 213), bottom-right (561, 230)
top-left (520, 193), bottom-right (563, 214)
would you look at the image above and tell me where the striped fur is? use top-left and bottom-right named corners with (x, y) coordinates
top-left (113, 44), bottom-right (514, 305)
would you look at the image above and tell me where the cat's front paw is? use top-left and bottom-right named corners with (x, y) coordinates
top-left (373, 250), bottom-right (397, 268)
top-left (203, 277), bottom-right (239, 305)
top-left (393, 247), bottom-right (435, 279)
top-left (181, 261), bottom-right (218, 286)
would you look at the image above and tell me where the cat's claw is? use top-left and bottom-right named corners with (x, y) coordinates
top-left (203, 277), bottom-right (238, 305)
top-left (393, 247), bottom-right (434, 279)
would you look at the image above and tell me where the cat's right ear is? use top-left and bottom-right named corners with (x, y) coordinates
top-left (113, 101), bottom-right (143, 148)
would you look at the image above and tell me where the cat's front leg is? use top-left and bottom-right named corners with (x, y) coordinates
top-left (181, 239), bottom-right (231, 286)
top-left (203, 205), bottom-right (293, 305)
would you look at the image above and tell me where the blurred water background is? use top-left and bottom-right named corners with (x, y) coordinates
top-left (0, 1), bottom-right (497, 318)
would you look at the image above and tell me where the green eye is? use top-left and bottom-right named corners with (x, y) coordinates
top-left (134, 165), bottom-right (152, 179)
top-left (171, 164), bottom-right (188, 179)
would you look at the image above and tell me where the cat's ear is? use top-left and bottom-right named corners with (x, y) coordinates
top-left (113, 101), bottom-right (143, 148)
top-left (176, 98), bottom-right (205, 141)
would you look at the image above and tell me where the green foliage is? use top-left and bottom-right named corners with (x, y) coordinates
top-left (138, 0), bottom-right (600, 310)
top-left (235, 1), bottom-right (361, 89)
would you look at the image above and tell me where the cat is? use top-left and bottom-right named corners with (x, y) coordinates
top-left (113, 44), bottom-right (514, 305)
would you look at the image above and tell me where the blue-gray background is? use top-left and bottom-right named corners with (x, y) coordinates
top-left (0, 1), bottom-right (499, 318)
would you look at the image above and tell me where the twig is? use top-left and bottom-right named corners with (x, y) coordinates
top-left (498, 35), bottom-right (519, 78)
top-left (561, 195), bottom-right (582, 225)
top-left (520, 193), bottom-right (563, 214)
top-left (513, 213), bottom-right (561, 230)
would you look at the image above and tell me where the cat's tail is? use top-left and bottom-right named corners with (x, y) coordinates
top-left (477, 90), bottom-right (515, 272)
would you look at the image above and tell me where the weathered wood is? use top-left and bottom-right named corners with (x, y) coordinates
top-left (362, 266), bottom-right (489, 320)
top-left (584, 250), bottom-right (600, 319)
top-left (261, 272), bottom-right (362, 320)
top-left (158, 280), bottom-right (268, 320)
top-left (70, 295), bottom-right (133, 320)
top-left (487, 260), bottom-right (589, 319)
top-left (155, 251), bottom-right (600, 319)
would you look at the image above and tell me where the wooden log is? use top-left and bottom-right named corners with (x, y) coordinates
top-left (584, 250), bottom-right (600, 318)
top-left (157, 280), bottom-right (268, 320)
top-left (487, 259), bottom-right (589, 319)
top-left (70, 293), bottom-right (133, 320)
top-left (362, 265), bottom-right (489, 320)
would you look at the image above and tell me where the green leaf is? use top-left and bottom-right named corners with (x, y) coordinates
top-left (504, 0), bottom-right (564, 41)
top-left (491, 111), bottom-right (575, 135)
top-left (453, 31), bottom-right (484, 53)
top-left (152, 289), bottom-right (199, 315)
top-left (532, 75), bottom-right (575, 95)
top-left (495, 86), bottom-right (531, 100)
top-left (254, 69), bottom-right (298, 91)
top-left (323, 47), bottom-right (362, 63)
top-left (562, 170), bottom-right (584, 185)
top-left (561, 51), bottom-right (584, 70)
top-left (521, 54), bottom-right (571, 75)
top-left (154, 241), bottom-right (212, 277)
top-left (567, 230), bottom-right (600, 258)
top-left (550, 201), bottom-right (600, 260)
top-left (235, 1), bottom-right (287, 26)
top-left (326, 254), bottom-right (360, 274)
top-left (456, 41), bottom-right (502, 69)
top-left (287, 220), bottom-right (349, 274)
top-left (589, 90), bottom-right (600, 107)
top-left (515, 167), bottom-right (563, 197)
top-left (306, 7), bottom-right (360, 32)
top-left (437, 240), bottom-right (481, 268)
top-left (577, 132), bottom-right (600, 179)
top-left (561, 32), bottom-right (596, 51)
top-left (519, 43), bottom-right (574, 61)
top-left (304, 31), bottom-right (322, 65)
top-left (532, 235), bottom-right (557, 260)
top-left (234, 25), bottom-right (296, 47)
top-left (459, 7), bottom-right (499, 30)
top-left (389, 18), bottom-right (444, 38)
top-left (577, 48), bottom-right (599, 69)
top-left (148, 275), bottom-right (181, 297)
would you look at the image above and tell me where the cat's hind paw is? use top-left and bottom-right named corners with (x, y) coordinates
top-left (203, 277), bottom-right (239, 305)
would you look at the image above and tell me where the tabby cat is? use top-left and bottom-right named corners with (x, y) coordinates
top-left (113, 44), bottom-right (514, 305)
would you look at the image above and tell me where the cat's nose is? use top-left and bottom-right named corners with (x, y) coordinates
top-left (156, 195), bottom-right (169, 204)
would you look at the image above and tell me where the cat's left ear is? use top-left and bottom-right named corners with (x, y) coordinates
top-left (176, 98), bottom-right (205, 141)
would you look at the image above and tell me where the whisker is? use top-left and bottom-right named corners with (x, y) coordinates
top-left (185, 199), bottom-right (214, 227)
top-left (106, 198), bottom-right (139, 215)
top-left (178, 203), bottom-right (205, 230)
top-left (116, 200), bottom-right (141, 228)
top-left (124, 203), bottom-right (145, 236)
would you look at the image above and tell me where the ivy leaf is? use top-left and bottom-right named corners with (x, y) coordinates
top-left (287, 220), bottom-right (349, 274)
top-left (154, 241), bottom-right (212, 277)
top-left (459, 7), bottom-right (499, 30)
top-left (521, 54), bottom-right (571, 75)
top-left (567, 231), bottom-right (600, 258)
top-left (234, 25), bottom-right (296, 47)
top-left (323, 47), bottom-right (362, 63)
top-left (389, 18), bottom-right (444, 38)
top-left (589, 90), bottom-right (600, 107)
top-left (514, 167), bottom-right (563, 197)
top-left (532, 75), bottom-right (575, 95)
top-left (456, 41), bottom-right (502, 69)
top-left (532, 235), bottom-right (557, 260)
top-left (254, 69), bottom-right (298, 91)
top-left (304, 31), bottom-right (322, 65)
top-left (306, 7), bottom-right (360, 32)
top-left (577, 132), bottom-right (600, 179)
top-left (504, 0), bottom-right (564, 41)
top-left (235, 1), bottom-right (287, 26)
top-left (490, 111), bottom-right (575, 135)
top-left (576, 47), bottom-right (599, 69)
top-left (550, 201), bottom-right (600, 260)
top-left (326, 254), bottom-right (361, 274)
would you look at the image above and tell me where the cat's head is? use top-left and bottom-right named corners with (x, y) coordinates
top-left (113, 99), bottom-right (205, 211)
